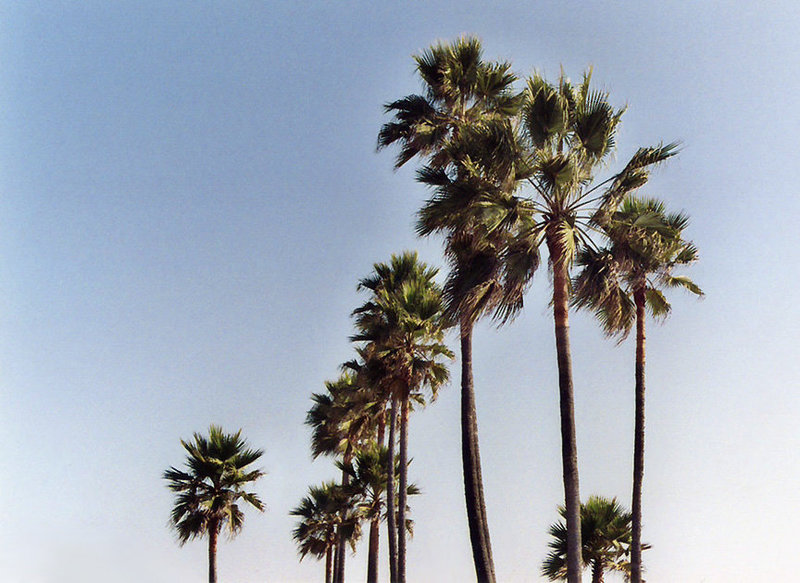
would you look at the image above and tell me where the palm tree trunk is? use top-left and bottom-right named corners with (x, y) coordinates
top-left (630, 288), bottom-right (647, 583)
top-left (368, 405), bottom-right (386, 583)
top-left (208, 520), bottom-right (219, 583)
top-left (377, 410), bottom-right (386, 448)
top-left (397, 396), bottom-right (411, 583)
top-left (367, 511), bottom-right (380, 583)
top-left (548, 237), bottom-right (582, 583)
top-left (325, 541), bottom-right (334, 583)
top-left (334, 460), bottom-right (351, 583)
top-left (591, 557), bottom-right (604, 583)
top-left (386, 396), bottom-right (399, 583)
top-left (460, 320), bottom-right (496, 583)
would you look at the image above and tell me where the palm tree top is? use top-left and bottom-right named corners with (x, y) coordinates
top-left (517, 69), bottom-right (681, 275)
top-left (291, 481), bottom-right (361, 560)
top-left (306, 371), bottom-right (382, 460)
top-left (163, 425), bottom-right (265, 545)
top-left (572, 194), bottom-right (703, 338)
top-left (351, 251), bottom-right (453, 401)
top-left (542, 495), bottom-right (643, 581)
top-left (378, 36), bottom-right (520, 169)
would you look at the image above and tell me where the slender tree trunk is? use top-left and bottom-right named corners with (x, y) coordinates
top-left (325, 542), bottom-right (334, 583)
top-left (397, 397), bottom-right (410, 583)
top-left (208, 520), bottom-right (219, 583)
top-left (334, 460), bottom-right (351, 583)
top-left (548, 236), bottom-right (582, 583)
top-left (386, 396), bottom-right (399, 583)
top-left (460, 320), bottom-right (496, 583)
top-left (631, 288), bottom-right (647, 583)
top-left (367, 404), bottom-right (386, 583)
top-left (367, 415), bottom-right (386, 583)
top-left (591, 557), bottom-right (604, 583)
top-left (367, 511), bottom-right (380, 583)
top-left (377, 411), bottom-right (386, 449)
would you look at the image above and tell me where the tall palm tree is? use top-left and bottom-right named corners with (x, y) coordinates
top-left (291, 482), bottom-right (361, 583)
top-left (543, 496), bottom-right (644, 583)
top-left (163, 426), bottom-right (265, 583)
top-left (352, 251), bottom-right (453, 583)
top-left (517, 69), bottom-right (678, 583)
top-left (379, 37), bottom-right (527, 583)
top-left (306, 372), bottom-right (377, 583)
top-left (572, 196), bottom-right (702, 583)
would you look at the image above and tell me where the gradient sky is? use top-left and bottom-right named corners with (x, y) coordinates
top-left (2, 2), bottom-right (799, 582)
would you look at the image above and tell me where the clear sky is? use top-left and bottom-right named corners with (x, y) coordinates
top-left (2, 2), bottom-right (799, 582)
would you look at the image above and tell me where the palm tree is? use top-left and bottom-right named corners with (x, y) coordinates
top-left (163, 425), bottom-right (265, 583)
top-left (542, 496), bottom-right (643, 583)
top-left (291, 482), bottom-right (361, 583)
top-left (306, 372), bottom-right (378, 583)
top-left (572, 196), bottom-right (702, 583)
top-left (517, 69), bottom-right (678, 583)
top-left (378, 37), bottom-right (527, 583)
top-left (352, 251), bottom-right (453, 583)
top-left (338, 442), bottom-right (421, 583)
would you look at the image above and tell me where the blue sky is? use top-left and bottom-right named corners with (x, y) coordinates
top-left (2, 2), bottom-right (799, 582)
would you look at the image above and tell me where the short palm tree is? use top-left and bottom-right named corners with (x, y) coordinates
top-left (352, 251), bottom-right (453, 583)
top-left (291, 481), bottom-right (361, 583)
top-left (338, 442), bottom-right (420, 583)
top-left (572, 196), bottom-right (702, 582)
top-left (543, 496), bottom-right (643, 583)
top-left (517, 69), bottom-right (678, 583)
top-left (379, 37), bottom-right (527, 583)
top-left (306, 372), bottom-right (379, 583)
top-left (163, 426), bottom-right (265, 583)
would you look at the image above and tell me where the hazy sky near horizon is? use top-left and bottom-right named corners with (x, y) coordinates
top-left (2, 2), bottom-right (799, 582)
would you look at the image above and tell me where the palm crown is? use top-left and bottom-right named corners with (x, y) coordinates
top-left (163, 425), bottom-right (265, 545)
top-left (351, 251), bottom-right (453, 401)
top-left (378, 36), bottom-right (519, 170)
top-left (573, 195), bottom-right (703, 337)
top-left (291, 481), bottom-right (361, 561)
top-left (514, 69), bottom-right (681, 267)
top-left (542, 496), bottom-right (643, 582)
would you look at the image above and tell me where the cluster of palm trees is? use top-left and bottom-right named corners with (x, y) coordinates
top-left (164, 36), bottom-right (702, 583)
top-left (374, 36), bottom-right (702, 583)
top-left (292, 251), bottom-right (453, 583)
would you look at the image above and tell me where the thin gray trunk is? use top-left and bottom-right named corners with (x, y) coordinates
top-left (548, 237), bottom-right (582, 583)
top-left (460, 321), bottom-right (496, 583)
top-left (630, 288), bottom-right (646, 583)
top-left (397, 397), bottom-right (409, 583)
top-left (386, 396), bottom-right (399, 583)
